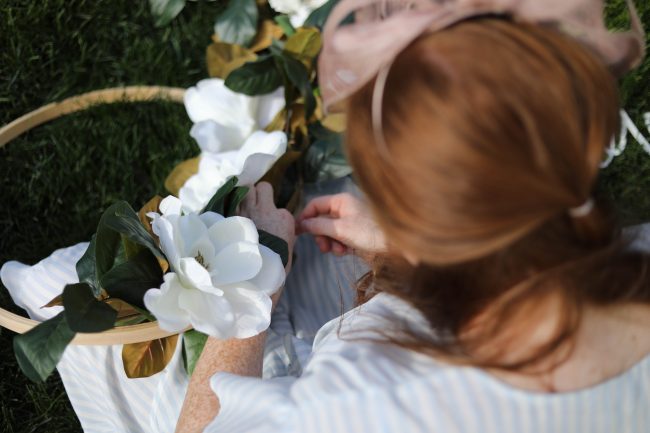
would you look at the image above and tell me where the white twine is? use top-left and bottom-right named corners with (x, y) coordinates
top-left (601, 110), bottom-right (650, 168)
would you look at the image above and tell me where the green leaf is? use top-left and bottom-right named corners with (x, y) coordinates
top-left (225, 55), bottom-right (283, 96)
top-left (214, 0), bottom-right (259, 47)
top-left (304, 0), bottom-right (339, 28)
top-left (149, 0), bottom-right (186, 27)
top-left (305, 122), bottom-right (352, 182)
top-left (76, 235), bottom-right (100, 296)
top-left (101, 249), bottom-right (164, 310)
top-left (182, 330), bottom-right (208, 376)
top-left (95, 208), bottom-right (123, 281)
top-left (274, 51), bottom-right (316, 118)
top-left (258, 229), bottom-right (289, 267)
top-left (102, 201), bottom-right (165, 261)
top-left (62, 283), bottom-right (118, 333)
top-left (202, 176), bottom-right (239, 214)
top-left (274, 15), bottom-right (295, 36)
top-left (225, 186), bottom-right (250, 217)
top-left (13, 312), bottom-right (76, 383)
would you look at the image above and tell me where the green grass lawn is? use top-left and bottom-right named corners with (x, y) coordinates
top-left (0, 0), bottom-right (648, 432)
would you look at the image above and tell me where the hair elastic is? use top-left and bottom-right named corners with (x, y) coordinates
top-left (569, 198), bottom-right (595, 218)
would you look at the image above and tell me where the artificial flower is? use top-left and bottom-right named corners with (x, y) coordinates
top-left (184, 78), bottom-right (284, 154)
top-left (269, 0), bottom-right (329, 27)
top-left (179, 130), bottom-right (287, 212)
top-left (143, 196), bottom-right (285, 339)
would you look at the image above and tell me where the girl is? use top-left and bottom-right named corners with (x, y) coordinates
top-left (176, 0), bottom-right (650, 431)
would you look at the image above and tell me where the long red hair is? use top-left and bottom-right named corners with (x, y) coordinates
top-left (345, 18), bottom-right (650, 370)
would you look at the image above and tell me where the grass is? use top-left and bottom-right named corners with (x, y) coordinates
top-left (0, 0), bottom-right (648, 432)
top-left (0, 0), bottom-right (224, 431)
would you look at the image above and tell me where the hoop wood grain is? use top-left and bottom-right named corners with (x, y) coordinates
top-left (0, 86), bottom-right (189, 345)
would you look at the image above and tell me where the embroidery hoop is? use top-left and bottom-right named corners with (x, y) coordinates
top-left (0, 86), bottom-right (191, 345)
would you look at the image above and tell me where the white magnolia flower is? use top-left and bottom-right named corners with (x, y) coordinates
top-left (143, 196), bottom-right (285, 339)
top-left (179, 78), bottom-right (288, 213)
top-left (179, 130), bottom-right (287, 213)
top-left (269, 0), bottom-right (328, 27)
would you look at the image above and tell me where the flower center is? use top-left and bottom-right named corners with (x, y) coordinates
top-left (195, 252), bottom-right (209, 270)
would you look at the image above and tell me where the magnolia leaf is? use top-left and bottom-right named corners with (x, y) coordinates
top-left (260, 150), bottom-right (302, 200)
top-left (41, 294), bottom-right (63, 309)
top-left (95, 211), bottom-right (123, 283)
top-left (214, 0), bottom-right (259, 48)
top-left (75, 235), bottom-right (100, 295)
top-left (249, 20), bottom-right (284, 52)
top-left (149, 0), bottom-right (186, 27)
top-left (115, 315), bottom-right (148, 327)
top-left (305, 121), bottom-right (352, 182)
top-left (285, 28), bottom-right (322, 69)
top-left (122, 334), bottom-right (179, 378)
top-left (274, 51), bottom-right (316, 118)
top-left (202, 176), bottom-right (239, 214)
top-left (206, 42), bottom-right (258, 79)
top-left (182, 330), bottom-right (208, 376)
top-left (102, 201), bottom-right (165, 262)
top-left (14, 312), bottom-right (76, 382)
top-left (321, 113), bottom-right (347, 132)
top-left (138, 195), bottom-right (163, 238)
top-left (62, 283), bottom-right (117, 333)
top-left (225, 186), bottom-right (250, 217)
top-left (264, 107), bottom-right (287, 132)
top-left (101, 249), bottom-right (164, 310)
top-left (304, 0), bottom-right (340, 29)
top-left (258, 230), bottom-right (289, 267)
top-left (165, 157), bottom-right (200, 196)
top-left (225, 55), bottom-right (283, 96)
top-left (274, 15), bottom-right (295, 36)
top-left (105, 298), bottom-right (142, 320)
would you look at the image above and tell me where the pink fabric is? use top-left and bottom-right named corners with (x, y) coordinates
top-left (319, 0), bottom-right (646, 112)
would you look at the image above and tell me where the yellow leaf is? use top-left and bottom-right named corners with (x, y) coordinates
top-left (264, 108), bottom-right (287, 132)
top-left (138, 195), bottom-right (162, 237)
top-left (321, 113), bottom-right (347, 132)
top-left (249, 20), bottom-right (284, 52)
top-left (164, 157), bottom-right (200, 197)
top-left (122, 334), bottom-right (179, 378)
top-left (285, 28), bottom-right (322, 69)
top-left (41, 294), bottom-right (63, 309)
top-left (206, 42), bottom-right (258, 79)
top-left (105, 298), bottom-right (141, 320)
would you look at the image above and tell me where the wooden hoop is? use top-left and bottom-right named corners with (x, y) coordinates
top-left (0, 86), bottom-right (190, 345)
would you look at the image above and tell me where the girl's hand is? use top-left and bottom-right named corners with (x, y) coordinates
top-left (240, 182), bottom-right (295, 285)
top-left (297, 193), bottom-right (387, 258)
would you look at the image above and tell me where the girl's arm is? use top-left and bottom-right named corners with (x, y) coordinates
top-left (175, 182), bottom-right (295, 433)
top-left (175, 333), bottom-right (267, 433)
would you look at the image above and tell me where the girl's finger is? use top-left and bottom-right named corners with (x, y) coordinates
top-left (256, 182), bottom-right (276, 209)
top-left (299, 195), bottom-right (336, 221)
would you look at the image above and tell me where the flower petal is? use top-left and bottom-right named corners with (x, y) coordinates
top-left (246, 245), bottom-right (285, 295)
top-left (222, 283), bottom-right (272, 338)
top-left (178, 289), bottom-right (235, 338)
top-left (184, 79), bottom-right (255, 139)
top-left (210, 241), bottom-right (262, 286)
top-left (235, 131), bottom-right (287, 186)
top-left (151, 215), bottom-right (181, 270)
top-left (207, 216), bottom-right (259, 253)
top-left (144, 273), bottom-right (190, 332)
top-left (159, 196), bottom-right (183, 216)
top-left (199, 212), bottom-right (224, 228)
top-left (190, 120), bottom-right (247, 154)
top-left (254, 87), bottom-right (285, 129)
top-left (175, 213), bottom-right (209, 257)
top-left (179, 155), bottom-right (240, 213)
top-left (178, 257), bottom-right (213, 288)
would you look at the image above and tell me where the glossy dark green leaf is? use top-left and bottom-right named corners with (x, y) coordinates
top-left (275, 51), bottom-right (316, 118)
top-left (76, 235), bottom-right (100, 296)
top-left (274, 15), bottom-right (295, 36)
top-left (258, 230), bottom-right (289, 267)
top-left (225, 56), bottom-right (283, 96)
top-left (149, 0), bottom-right (186, 27)
top-left (95, 208), bottom-right (123, 280)
top-left (182, 329), bottom-right (208, 376)
top-left (214, 0), bottom-right (258, 47)
top-left (62, 283), bottom-right (118, 333)
top-left (101, 249), bottom-right (164, 310)
top-left (304, 0), bottom-right (339, 28)
top-left (13, 312), bottom-right (76, 383)
top-left (202, 176), bottom-right (239, 215)
top-left (225, 186), bottom-right (250, 217)
top-left (305, 122), bottom-right (352, 182)
top-left (102, 201), bottom-right (164, 261)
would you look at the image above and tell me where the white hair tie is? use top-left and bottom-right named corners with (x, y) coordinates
top-left (569, 198), bottom-right (595, 218)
